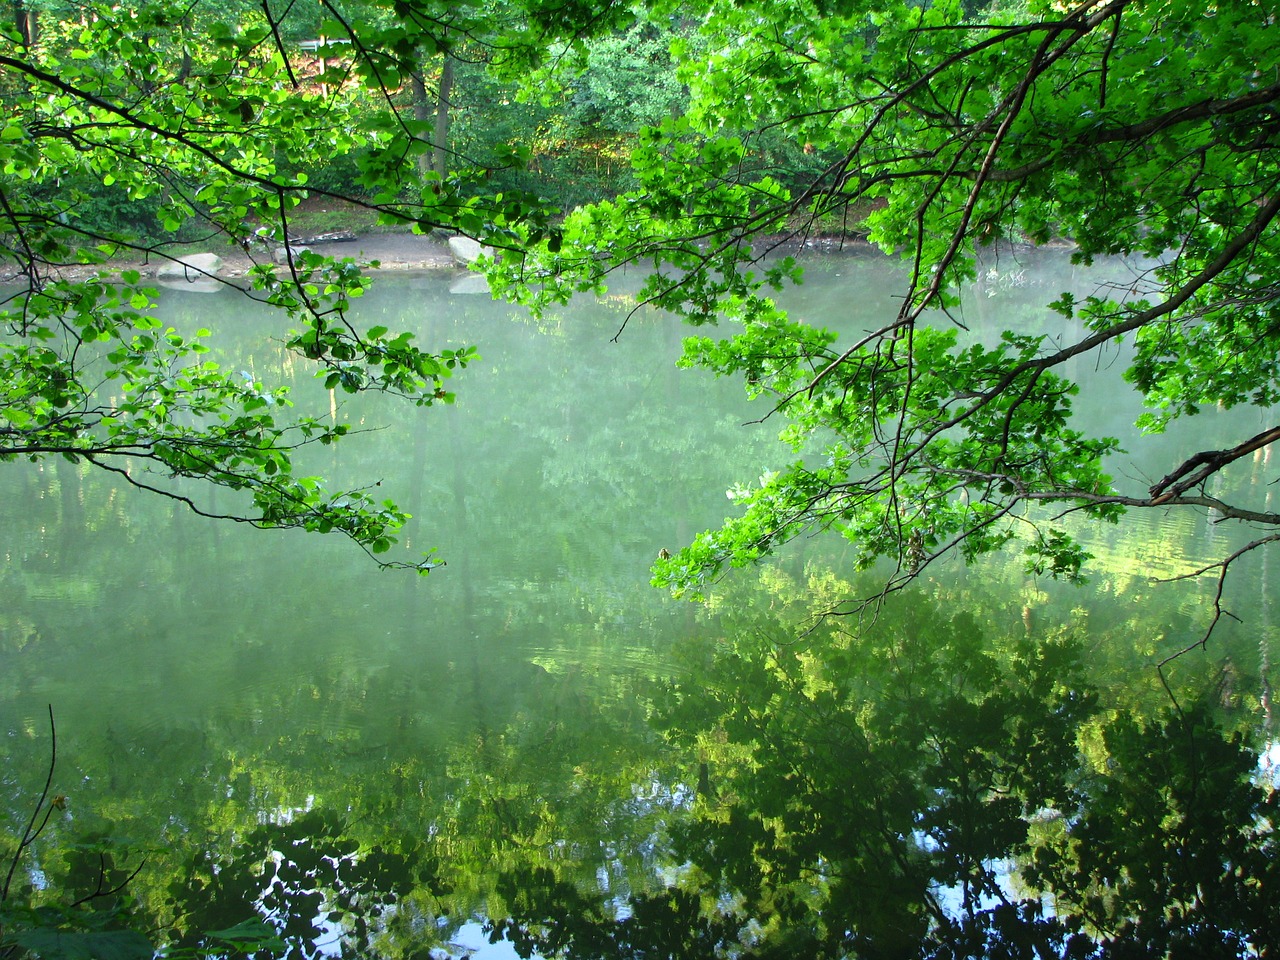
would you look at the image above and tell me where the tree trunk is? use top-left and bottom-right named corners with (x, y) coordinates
top-left (410, 52), bottom-right (434, 179)
top-left (433, 56), bottom-right (454, 179)
top-left (15, 3), bottom-right (37, 47)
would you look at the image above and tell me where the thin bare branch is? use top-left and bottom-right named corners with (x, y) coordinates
top-left (3, 705), bottom-right (57, 903)
top-left (1156, 534), bottom-right (1280, 664)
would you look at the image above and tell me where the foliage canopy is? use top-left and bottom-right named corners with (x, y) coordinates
top-left (0, 0), bottom-right (626, 567)
top-left (499, 0), bottom-right (1280, 628)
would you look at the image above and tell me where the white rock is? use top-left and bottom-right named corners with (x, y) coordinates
top-left (447, 236), bottom-right (491, 267)
top-left (158, 279), bottom-right (222, 294)
top-left (156, 253), bottom-right (222, 281)
top-left (449, 273), bottom-right (491, 296)
top-left (273, 244), bottom-right (311, 265)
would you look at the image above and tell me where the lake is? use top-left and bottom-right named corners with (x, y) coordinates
top-left (2, 248), bottom-right (1276, 958)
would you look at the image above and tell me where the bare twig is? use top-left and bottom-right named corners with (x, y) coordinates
top-left (2, 705), bottom-right (57, 903)
top-left (1155, 534), bottom-right (1280, 664)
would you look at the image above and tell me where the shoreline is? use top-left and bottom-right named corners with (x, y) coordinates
top-left (4, 233), bottom-right (460, 285)
top-left (17, 230), bottom-right (888, 285)
top-left (15, 231), bottom-right (1069, 286)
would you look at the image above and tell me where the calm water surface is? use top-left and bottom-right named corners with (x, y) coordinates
top-left (1, 249), bottom-right (1275, 956)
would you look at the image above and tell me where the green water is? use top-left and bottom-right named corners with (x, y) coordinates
top-left (2, 250), bottom-right (1276, 957)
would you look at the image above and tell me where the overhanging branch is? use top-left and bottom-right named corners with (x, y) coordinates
top-left (1150, 425), bottom-right (1280, 503)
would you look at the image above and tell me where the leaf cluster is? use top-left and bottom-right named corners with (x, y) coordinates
top-left (497, 0), bottom-right (1280, 615)
top-left (0, 0), bottom-right (622, 560)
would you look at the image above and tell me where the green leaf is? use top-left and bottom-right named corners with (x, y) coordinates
top-left (9, 929), bottom-right (153, 960)
top-left (204, 918), bottom-right (286, 949)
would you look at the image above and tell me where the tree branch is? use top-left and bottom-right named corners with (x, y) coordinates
top-left (1155, 534), bottom-right (1280, 664)
top-left (2, 705), bottom-right (57, 903)
top-left (1149, 424), bottom-right (1280, 503)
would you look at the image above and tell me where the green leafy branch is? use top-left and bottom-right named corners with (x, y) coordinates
top-left (0, 273), bottom-right (449, 569)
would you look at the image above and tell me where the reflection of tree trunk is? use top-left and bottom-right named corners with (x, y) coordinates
top-left (666, 318), bottom-right (698, 632)
top-left (55, 460), bottom-right (83, 564)
top-left (670, 319), bottom-right (686, 542)
top-left (204, 477), bottom-right (222, 567)
top-left (1261, 538), bottom-right (1273, 734)
top-left (696, 760), bottom-right (715, 800)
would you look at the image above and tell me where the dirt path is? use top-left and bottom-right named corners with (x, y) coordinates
top-left (187, 231), bottom-right (459, 278)
top-left (276, 232), bottom-right (457, 273)
top-left (7, 231), bottom-right (460, 284)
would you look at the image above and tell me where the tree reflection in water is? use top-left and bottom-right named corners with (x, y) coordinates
top-left (5, 263), bottom-right (1278, 957)
top-left (5, 571), bottom-right (1278, 959)
top-left (492, 580), bottom-right (1279, 958)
